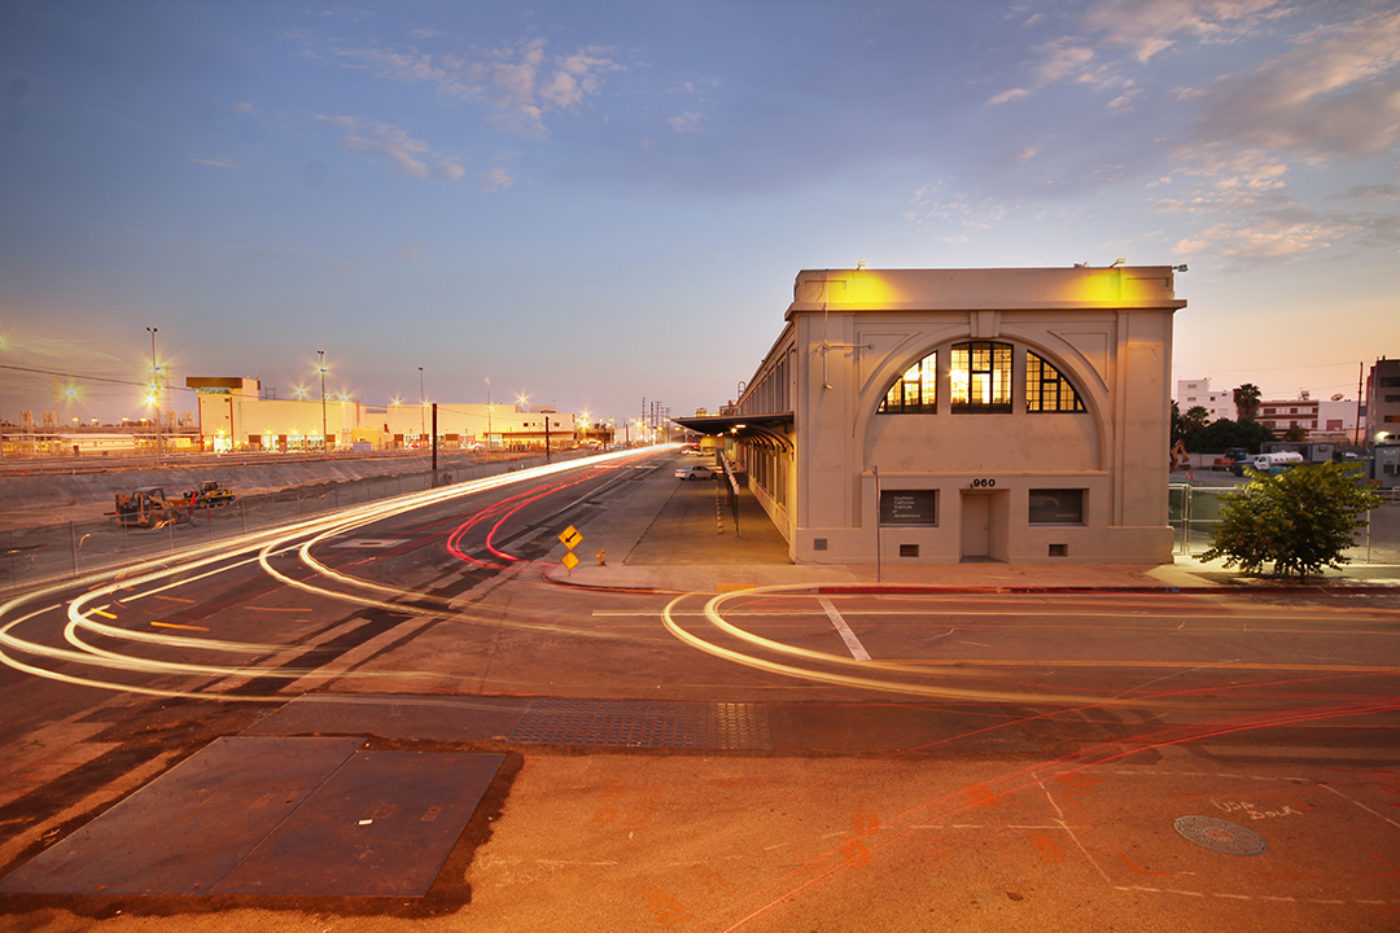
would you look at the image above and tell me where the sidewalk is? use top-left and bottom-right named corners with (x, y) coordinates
top-left (548, 463), bottom-right (1400, 594)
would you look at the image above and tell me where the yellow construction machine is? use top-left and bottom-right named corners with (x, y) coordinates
top-left (113, 486), bottom-right (190, 529)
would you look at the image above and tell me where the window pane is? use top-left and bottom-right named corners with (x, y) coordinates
top-left (1029, 489), bottom-right (1084, 524)
top-left (1026, 351), bottom-right (1085, 413)
top-left (880, 490), bottom-right (937, 525)
top-left (951, 341), bottom-right (1011, 412)
top-left (879, 351), bottom-right (936, 413)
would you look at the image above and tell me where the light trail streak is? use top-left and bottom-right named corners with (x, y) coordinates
top-left (662, 584), bottom-right (1400, 706)
top-left (1, 447), bottom-right (667, 698)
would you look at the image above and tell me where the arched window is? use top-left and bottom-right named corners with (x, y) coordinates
top-left (1026, 351), bottom-right (1085, 412)
top-left (951, 342), bottom-right (1012, 413)
top-left (878, 351), bottom-right (937, 413)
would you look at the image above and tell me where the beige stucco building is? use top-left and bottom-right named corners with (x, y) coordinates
top-left (678, 266), bottom-right (1185, 565)
top-left (186, 377), bottom-right (585, 452)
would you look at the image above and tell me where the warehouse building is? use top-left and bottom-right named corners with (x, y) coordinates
top-left (676, 265), bottom-right (1185, 564)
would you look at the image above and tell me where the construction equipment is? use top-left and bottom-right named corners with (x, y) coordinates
top-left (187, 479), bottom-right (235, 507)
top-left (114, 486), bottom-right (190, 529)
top-left (1170, 439), bottom-right (1190, 470)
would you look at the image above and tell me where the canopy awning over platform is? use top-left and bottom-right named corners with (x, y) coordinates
top-left (672, 412), bottom-right (794, 452)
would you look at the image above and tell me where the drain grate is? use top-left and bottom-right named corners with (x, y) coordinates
top-left (508, 698), bottom-right (772, 750)
top-left (1173, 815), bottom-right (1267, 856)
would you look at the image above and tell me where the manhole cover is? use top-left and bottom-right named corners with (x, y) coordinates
top-left (1173, 815), bottom-right (1267, 856)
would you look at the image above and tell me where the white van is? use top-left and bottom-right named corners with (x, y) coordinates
top-left (1248, 450), bottom-right (1304, 473)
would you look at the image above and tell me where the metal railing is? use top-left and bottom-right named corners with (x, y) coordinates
top-left (1169, 482), bottom-right (1400, 563)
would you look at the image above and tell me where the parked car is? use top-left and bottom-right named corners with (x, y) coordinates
top-left (675, 465), bottom-right (716, 480)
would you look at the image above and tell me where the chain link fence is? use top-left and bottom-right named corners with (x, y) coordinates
top-left (0, 454), bottom-right (578, 593)
top-left (1170, 482), bottom-right (1400, 563)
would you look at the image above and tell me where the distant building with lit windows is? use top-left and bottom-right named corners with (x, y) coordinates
top-left (1366, 357), bottom-right (1400, 444)
top-left (676, 266), bottom-right (1185, 564)
top-left (1258, 393), bottom-right (1319, 436)
top-left (187, 377), bottom-right (588, 452)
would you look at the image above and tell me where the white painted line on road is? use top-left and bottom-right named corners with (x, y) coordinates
top-left (330, 538), bottom-right (409, 549)
top-left (819, 596), bottom-right (871, 662)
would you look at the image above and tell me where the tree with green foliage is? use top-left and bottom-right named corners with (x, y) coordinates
top-left (1183, 405), bottom-right (1209, 437)
top-left (1233, 383), bottom-right (1262, 421)
top-left (1184, 417), bottom-right (1275, 454)
top-left (1201, 462), bottom-right (1382, 578)
top-left (1283, 424), bottom-right (1308, 442)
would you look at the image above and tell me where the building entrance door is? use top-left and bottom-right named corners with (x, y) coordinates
top-left (961, 492), bottom-right (991, 559)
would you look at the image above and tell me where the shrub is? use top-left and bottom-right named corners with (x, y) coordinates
top-left (1201, 462), bottom-right (1382, 579)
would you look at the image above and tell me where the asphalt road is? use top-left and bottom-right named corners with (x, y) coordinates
top-left (0, 447), bottom-right (1397, 931)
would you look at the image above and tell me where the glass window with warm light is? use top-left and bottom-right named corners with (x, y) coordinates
top-left (950, 342), bottom-right (1012, 413)
top-left (878, 351), bottom-right (937, 414)
top-left (1025, 351), bottom-right (1086, 412)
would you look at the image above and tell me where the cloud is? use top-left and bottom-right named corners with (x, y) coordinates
top-left (315, 115), bottom-right (463, 181)
top-left (1082, 0), bottom-right (1289, 62)
top-left (1183, 6), bottom-right (1400, 161)
top-left (1169, 200), bottom-right (1400, 269)
top-left (904, 181), bottom-right (1012, 233)
top-left (987, 35), bottom-right (1130, 104)
top-left (1328, 184), bottom-right (1400, 202)
top-left (1154, 148), bottom-right (1290, 213)
top-left (394, 243), bottom-right (423, 261)
top-left (478, 167), bottom-right (513, 190)
top-left (323, 36), bottom-right (621, 137)
top-left (232, 101), bottom-right (256, 114)
top-left (1172, 207), bottom-right (1361, 264)
top-left (987, 0), bottom-right (1294, 105)
top-left (668, 111), bottom-right (702, 133)
top-left (190, 157), bottom-right (238, 169)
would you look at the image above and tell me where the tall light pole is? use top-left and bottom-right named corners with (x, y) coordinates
top-left (317, 349), bottom-right (327, 450)
top-left (146, 326), bottom-right (163, 461)
top-left (485, 376), bottom-right (492, 448)
top-left (418, 366), bottom-right (425, 439)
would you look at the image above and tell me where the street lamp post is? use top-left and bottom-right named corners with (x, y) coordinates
top-left (146, 327), bottom-right (163, 462)
top-left (418, 366), bottom-right (426, 440)
top-left (485, 376), bottom-right (492, 448)
top-left (317, 349), bottom-right (327, 451)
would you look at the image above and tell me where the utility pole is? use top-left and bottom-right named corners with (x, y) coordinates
top-left (418, 366), bottom-right (426, 439)
top-left (317, 349), bottom-right (327, 450)
top-left (146, 327), bottom-right (163, 462)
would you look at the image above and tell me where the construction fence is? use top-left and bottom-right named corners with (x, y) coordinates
top-left (1170, 483), bottom-right (1400, 563)
top-left (0, 453), bottom-right (574, 594)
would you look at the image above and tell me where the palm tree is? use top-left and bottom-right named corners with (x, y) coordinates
top-left (1183, 405), bottom-right (1210, 435)
top-left (1233, 383), bottom-right (1262, 422)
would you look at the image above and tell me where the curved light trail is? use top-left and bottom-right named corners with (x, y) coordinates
top-left (0, 447), bottom-right (669, 700)
top-left (661, 582), bottom-right (1400, 707)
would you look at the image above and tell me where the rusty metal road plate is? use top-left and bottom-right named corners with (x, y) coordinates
top-left (0, 736), bottom-right (364, 895)
top-left (211, 749), bottom-right (504, 896)
top-left (0, 738), bottom-right (503, 898)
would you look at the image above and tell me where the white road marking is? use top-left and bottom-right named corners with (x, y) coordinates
top-left (819, 597), bottom-right (871, 661)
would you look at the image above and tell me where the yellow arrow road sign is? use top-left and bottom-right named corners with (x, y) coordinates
top-left (559, 525), bottom-right (583, 550)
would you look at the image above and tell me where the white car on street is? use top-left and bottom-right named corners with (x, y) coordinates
top-left (675, 465), bottom-right (716, 480)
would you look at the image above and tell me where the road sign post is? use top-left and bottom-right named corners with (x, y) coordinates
top-left (558, 525), bottom-right (583, 574)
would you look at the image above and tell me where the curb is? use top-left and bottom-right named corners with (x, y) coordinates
top-left (540, 570), bottom-right (1400, 597)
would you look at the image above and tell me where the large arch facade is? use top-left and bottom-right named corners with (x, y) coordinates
top-left (764, 267), bottom-right (1182, 565)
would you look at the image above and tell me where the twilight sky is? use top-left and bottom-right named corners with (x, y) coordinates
top-left (2, 0), bottom-right (1397, 426)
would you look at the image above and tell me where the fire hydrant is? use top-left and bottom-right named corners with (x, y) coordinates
top-left (597, 549), bottom-right (607, 566)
